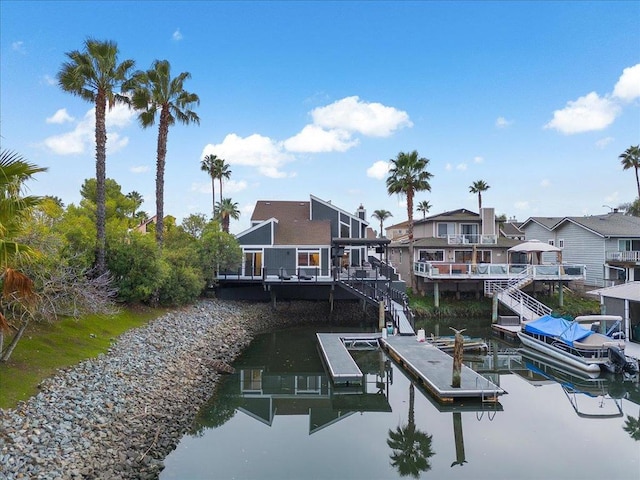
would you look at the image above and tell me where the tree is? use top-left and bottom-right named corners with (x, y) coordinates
top-left (57, 39), bottom-right (135, 275)
top-left (386, 151), bottom-right (433, 288)
top-left (200, 154), bottom-right (219, 216)
top-left (372, 209), bottom-right (393, 238)
top-left (181, 213), bottom-right (209, 239)
top-left (0, 150), bottom-right (46, 360)
top-left (200, 224), bottom-right (243, 285)
top-left (469, 180), bottom-right (490, 211)
top-left (416, 200), bottom-right (431, 219)
top-left (128, 59), bottom-right (200, 248)
top-left (387, 382), bottom-right (434, 477)
top-left (214, 157), bottom-right (232, 205)
top-left (215, 198), bottom-right (240, 233)
top-left (126, 190), bottom-right (144, 221)
top-left (620, 198), bottom-right (640, 217)
top-left (619, 145), bottom-right (640, 199)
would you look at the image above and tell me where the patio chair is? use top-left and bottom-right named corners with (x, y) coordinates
top-left (278, 268), bottom-right (291, 280)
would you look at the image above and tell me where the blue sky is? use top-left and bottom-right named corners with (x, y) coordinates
top-left (1, 1), bottom-right (639, 234)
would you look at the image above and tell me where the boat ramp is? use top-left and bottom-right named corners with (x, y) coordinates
top-left (317, 332), bottom-right (504, 402)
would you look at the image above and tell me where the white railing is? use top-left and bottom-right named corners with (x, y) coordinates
top-left (606, 251), bottom-right (640, 262)
top-left (446, 234), bottom-right (498, 245)
top-left (415, 262), bottom-right (586, 279)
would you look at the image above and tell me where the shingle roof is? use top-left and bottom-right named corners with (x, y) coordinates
top-left (587, 282), bottom-right (640, 302)
top-left (501, 222), bottom-right (524, 237)
top-left (391, 237), bottom-right (521, 249)
top-left (559, 213), bottom-right (640, 237)
top-left (418, 208), bottom-right (478, 224)
top-left (523, 217), bottom-right (563, 230)
top-left (275, 219), bottom-right (331, 245)
top-left (251, 200), bottom-right (310, 223)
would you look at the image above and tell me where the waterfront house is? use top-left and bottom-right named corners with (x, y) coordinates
top-left (520, 211), bottom-right (640, 287)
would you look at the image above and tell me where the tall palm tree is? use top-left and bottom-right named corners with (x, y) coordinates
top-left (57, 39), bottom-right (135, 275)
top-left (126, 190), bottom-right (143, 221)
top-left (215, 198), bottom-right (240, 233)
top-left (214, 157), bottom-right (232, 205)
top-left (386, 150), bottom-right (433, 286)
top-left (387, 383), bottom-right (435, 478)
top-left (200, 154), bottom-right (219, 216)
top-left (372, 209), bottom-right (393, 238)
top-left (128, 59), bottom-right (200, 247)
top-left (416, 200), bottom-right (432, 219)
top-left (0, 150), bottom-right (46, 359)
top-left (619, 145), bottom-right (640, 199)
top-left (469, 180), bottom-right (490, 211)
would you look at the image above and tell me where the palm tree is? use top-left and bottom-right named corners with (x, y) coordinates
top-left (128, 59), bottom-right (200, 247)
top-left (416, 200), bottom-right (431, 219)
top-left (469, 180), bottom-right (490, 211)
top-left (214, 157), bottom-right (232, 205)
top-left (386, 150), bottom-right (433, 286)
top-left (0, 150), bottom-right (46, 360)
top-left (126, 190), bottom-right (143, 220)
top-left (200, 154), bottom-right (219, 216)
top-left (57, 39), bottom-right (135, 275)
top-left (619, 145), bottom-right (640, 199)
top-left (387, 383), bottom-right (435, 477)
top-left (215, 198), bottom-right (240, 233)
top-left (372, 209), bottom-right (393, 238)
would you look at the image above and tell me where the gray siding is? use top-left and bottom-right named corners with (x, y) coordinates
top-left (264, 248), bottom-right (296, 276)
top-left (238, 223), bottom-right (272, 246)
top-left (311, 198), bottom-right (339, 237)
top-left (555, 222), bottom-right (604, 287)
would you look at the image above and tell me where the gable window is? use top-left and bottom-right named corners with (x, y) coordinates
top-left (418, 249), bottom-right (444, 262)
top-left (437, 223), bottom-right (455, 238)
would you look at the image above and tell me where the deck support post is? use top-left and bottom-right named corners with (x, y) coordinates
top-left (434, 282), bottom-right (440, 308)
top-left (558, 281), bottom-right (564, 307)
top-left (450, 327), bottom-right (466, 388)
top-left (271, 290), bottom-right (277, 309)
top-left (378, 300), bottom-right (385, 330)
top-left (329, 290), bottom-right (334, 313)
top-left (491, 295), bottom-right (498, 323)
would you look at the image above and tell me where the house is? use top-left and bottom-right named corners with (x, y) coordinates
top-left (384, 220), bottom-right (410, 240)
top-left (587, 282), bottom-right (640, 345)
top-left (234, 195), bottom-right (374, 279)
top-left (132, 215), bottom-right (176, 234)
top-left (388, 208), bottom-right (521, 293)
top-left (520, 212), bottom-right (640, 287)
top-left (500, 218), bottom-right (525, 240)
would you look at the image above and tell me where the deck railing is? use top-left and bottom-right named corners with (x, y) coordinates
top-left (606, 251), bottom-right (640, 263)
top-left (446, 234), bottom-right (498, 245)
top-left (414, 262), bottom-right (586, 279)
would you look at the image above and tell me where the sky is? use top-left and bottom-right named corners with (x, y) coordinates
top-left (1, 1), bottom-right (639, 235)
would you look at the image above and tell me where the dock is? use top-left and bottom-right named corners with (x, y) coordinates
top-left (380, 335), bottom-right (504, 402)
top-left (316, 333), bottom-right (382, 386)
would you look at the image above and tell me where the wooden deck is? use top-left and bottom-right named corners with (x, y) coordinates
top-left (380, 335), bottom-right (505, 402)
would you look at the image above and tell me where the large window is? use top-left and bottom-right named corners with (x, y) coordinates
top-left (298, 249), bottom-right (320, 267)
top-left (418, 249), bottom-right (444, 262)
top-left (437, 222), bottom-right (455, 238)
top-left (619, 239), bottom-right (640, 251)
top-left (454, 250), bottom-right (491, 263)
top-left (241, 369), bottom-right (263, 393)
top-left (244, 250), bottom-right (262, 277)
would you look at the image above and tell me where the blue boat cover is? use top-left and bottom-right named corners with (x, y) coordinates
top-left (523, 314), bottom-right (593, 346)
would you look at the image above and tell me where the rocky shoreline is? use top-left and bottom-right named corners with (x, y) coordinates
top-left (0, 299), bottom-right (370, 479)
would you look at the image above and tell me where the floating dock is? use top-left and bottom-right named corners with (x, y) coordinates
top-left (380, 335), bottom-right (505, 402)
top-left (316, 333), bottom-right (382, 386)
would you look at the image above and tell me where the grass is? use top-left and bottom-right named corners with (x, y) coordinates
top-left (0, 306), bottom-right (165, 409)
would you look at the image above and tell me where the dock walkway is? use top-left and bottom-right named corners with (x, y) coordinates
top-left (317, 333), bottom-right (382, 386)
top-left (380, 335), bottom-right (504, 402)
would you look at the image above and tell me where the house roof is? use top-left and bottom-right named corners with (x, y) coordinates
top-left (385, 220), bottom-right (410, 230)
top-left (587, 282), bottom-right (640, 302)
top-left (520, 216), bottom-right (562, 230)
top-left (501, 221), bottom-right (524, 237)
top-left (391, 237), bottom-right (521, 249)
top-left (417, 208), bottom-right (478, 224)
top-left (251, 200), bottom-right (310, 223)
top-left (556, 213), bottom-right (640, 237)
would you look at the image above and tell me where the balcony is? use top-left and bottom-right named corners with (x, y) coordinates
top-left (606, 251), bottom-right (640, 263)
top-left (446, 234), bottom-right (498, 245)
top-left (414, 262), bottom-right (586, 280)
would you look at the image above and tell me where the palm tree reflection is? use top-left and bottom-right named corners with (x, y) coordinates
top-left (387, 383), bottom-right (435, 477)
top-left (623, 408), bottom-right (640, 441)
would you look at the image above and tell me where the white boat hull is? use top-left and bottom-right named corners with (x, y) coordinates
top-left (517, 332), bottom-right (603, 374)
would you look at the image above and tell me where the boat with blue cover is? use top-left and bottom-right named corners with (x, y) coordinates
top-left (517, 314), bottom-right (628, 374)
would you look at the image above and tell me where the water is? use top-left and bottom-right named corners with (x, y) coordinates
top-left (161, 320), bottom-right (640, 480)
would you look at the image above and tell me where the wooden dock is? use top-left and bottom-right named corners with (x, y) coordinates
top-left (316, 333), bottom-right (382, 386)
top-left (380, 335), bottom-right (505, 402)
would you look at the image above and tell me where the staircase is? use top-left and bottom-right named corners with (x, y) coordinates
top-left (485, 267), bottom-right (552, 322)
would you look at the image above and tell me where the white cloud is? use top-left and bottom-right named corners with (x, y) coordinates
top-left (12, 41), bottom-right (25, 53)
top-left (202, 133), bottom-right (295, 179)
top-left (311, 96), bottom-right (412, 137)
top-left (366, 160), bottom-right (390, 180)
top-left (456, 163), bottom-right (467, 171)
top-left (514, 201), bottom-right (530, 210)
top-left (544, 92), bottom-right (620, 134)
top-left (496, 116), bottom-right (512, 128)
top-left (42, 74), bottom-right (56, 86)
top-left (172, 29), bottom-right (183, 41)
top-left (46, 108), bottom-right (74, 124)
top-left (223, 179), bottom-right (249, 194)
top-left (604, 192), bottom-right (620, 204)
top-left (283, 125), bottom-right (357, 153)
top-left (612, 63), bottom-right (640, 102)
top-left (540, 179), bottom-right (551, 188)
top-left (473, 156), bottom-right (484, 164)
top-left (445, 163), bottom-right (452, 171)
top-left (595, 137), bottom-right (614, 149)
top-left (43, 104), bottom-right (135, 155)
top-left (130, 165), bottom-right (150, 173)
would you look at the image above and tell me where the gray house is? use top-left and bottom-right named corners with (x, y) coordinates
top-left (520, 212), bottom-right (640, 287)
top-left (235, 195), bottom-right (372, 279)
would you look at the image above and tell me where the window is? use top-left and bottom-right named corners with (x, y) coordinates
top-left (558, 239), bottom-right (565, 248)
top-left (418, 249), bottom-right (444, 262)
top-left (437, 223), bottom-right (455, 238)
top-left (454, 250), bottom-right (491, 263)
top-left (241, 369), bottom-right (263, 392)
top-left (298, 250), bottom-right (320, 267)
top-left (340, 221), bottom-right (350, 238)
top-left (619, 239), bottom-right (640, 251)
top-left (548, 239), bottom-right (555, 246)
top-left (296, 375), bottom-right (322, 394)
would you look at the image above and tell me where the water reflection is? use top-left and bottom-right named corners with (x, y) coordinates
top-left (162, 324), bottom-right (640, 480)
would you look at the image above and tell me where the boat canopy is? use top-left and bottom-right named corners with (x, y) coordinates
top-left (524, 315), bottom-right (593, 347)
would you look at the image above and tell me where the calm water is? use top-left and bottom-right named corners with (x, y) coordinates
top-left (161, 318), bottom-right (640, 480)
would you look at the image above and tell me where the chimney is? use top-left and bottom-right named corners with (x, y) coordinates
top-left (356, 204), bottom-right (366, 221)
top-left (481, 207), bottom-right (495, 235)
